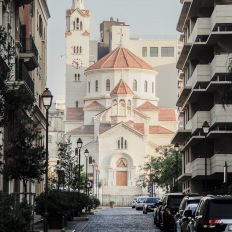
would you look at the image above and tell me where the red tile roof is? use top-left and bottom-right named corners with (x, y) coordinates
top-left (84, 101), bottom-right (106, 111)
top-left (136, 101), bottom-right (159, 110)
top-left (67, 125), bottom-right (94, 134)
top-left (149, 125), bottom-right (174, 134)
top-left (85, 47), bottom-right (155, 72)
top-left (111, 79), bottom-right (134, 95)
top-left (99, 123), bottom-right (112, 134)
top-left (82, 30), bottom-right (90, 36)
top-left (158, 108), bottom-right (176, 121)
top-left (66, 107), bottom-right (84, 121)
top-left (126, 121), bottom-right (144, 134)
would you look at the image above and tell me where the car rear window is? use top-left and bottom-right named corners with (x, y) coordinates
top-left (208, 199), bottom-right (232, 218)
top-left (146, 198), bottom-right (159, 203)
top-left (168, 195), bottom-right (185, 206)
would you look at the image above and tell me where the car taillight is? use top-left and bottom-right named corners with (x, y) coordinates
top-left (200, 219), bottom-right (221, 228)
top-left (165, 210), bottom-right (172, 216)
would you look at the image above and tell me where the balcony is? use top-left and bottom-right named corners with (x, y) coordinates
top-left (18, 61), bottom-right (34, 95)
top-left (188, 157), bottom-right (209, 178)
top-left (210, 104), bottom-right (232, 126)
top-left (18, 37), bottom-right (38, 71)
top-left (210, 154), bottom-right (232, 175)
top-left (210, 54), bottom-right (230, 78)
top-left (211, 5), bottom-right (232, 32)
top-left (16, 0), bottom-right (34, 7)
top-left (187, 18), bottom-right (211, 43)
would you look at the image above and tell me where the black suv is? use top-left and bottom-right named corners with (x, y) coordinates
top-left (186, 195), bottom-right (232, 232)
top-left (174, 196), bottom-right (202, 232)
top-left (159, 193), bottom-right (199, 231)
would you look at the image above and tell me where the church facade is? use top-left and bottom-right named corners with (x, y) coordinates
top-left (64, 0), bottom-right (178, 204)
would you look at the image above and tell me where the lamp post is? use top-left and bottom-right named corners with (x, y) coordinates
top-left (76, 138), bottom-right (83, 216)
top-left (97, 169), bottom-right (100, 199)
top-left (84, 149), bottom-right (89, 195)
top-left (41, 88), bottom-right (53, 232)
top-left (174, 143), bottom-right (179, 192)
top-left (95, 164), bottom-right (98, 197)
top-left (92, 159), bottom-right (95, 195)
top-left (202, 121), bottom-right (210, 195)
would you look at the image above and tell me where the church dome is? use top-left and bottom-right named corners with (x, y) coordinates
top-left (85, 46), bottom-right (155, 72)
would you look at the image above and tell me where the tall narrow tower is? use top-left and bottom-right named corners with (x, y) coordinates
top-left (65, 0), bottom-right (90, 108)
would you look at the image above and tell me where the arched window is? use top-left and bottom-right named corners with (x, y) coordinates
top-left (144, 81), bottom-right (148, 92)
top-left (80, 21), bottom-right (83, 30)
top-left (76, 46), bottom-right (79, 53)
top-left (133, 79), bottom-right (137, 91)
top-left (78, 74), bottom-right (80, 81)
top-left (125, 140), bottom-right (127, 149)
top-left (121, 137), bottom-right (124, 149)
top-left (88, 81), bottom-right (90, 93)
top-left (76, 18), bottom-right (79, 29)
top-left (73, 21), bottom-right (75, 30)
top-left (95, 80), bottom-right (98, 92)
top-left (80, 46), bottom-right (82, 54)
top-left (106, 79), bottom-right (110, 91)
top-left (118, 140), bottom-right (120, 149)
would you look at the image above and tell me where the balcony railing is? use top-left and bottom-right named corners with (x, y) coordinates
top-left (18, 61), bottom-right (34, 94)
top-left (21, 37), bottom-right (38, 61)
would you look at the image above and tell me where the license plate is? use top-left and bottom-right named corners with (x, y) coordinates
top-left (228, 224), bottom-right (232, 231)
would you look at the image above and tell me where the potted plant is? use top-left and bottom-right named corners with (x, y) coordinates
top-left (109, 201), bottom-right (115, 208)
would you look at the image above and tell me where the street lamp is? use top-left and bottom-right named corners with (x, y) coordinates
top-left (92, 159), bottom-right (95, 195)
top-left (95, 164), bottom-right (98, 197)
top-left (97, 169), bottom-right (100, 199)
top-left (41, 88), bottom-right (53, 232)
top-left (76, 138), bottom-right (83, 216)
top-left (84, 149), bottom-right (89, 195)
top-left (174, 143), bottom-right (179, 192)
top-left (202, 121), bottom-right (210, 195)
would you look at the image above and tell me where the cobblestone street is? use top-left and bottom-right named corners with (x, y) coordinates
top-left (34, 207), bottom-right (162, 231)
top-left (69, 207), bottom-right (162, 232)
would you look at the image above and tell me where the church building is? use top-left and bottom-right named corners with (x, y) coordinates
top-left (64, 0), bottom-right (178, 204)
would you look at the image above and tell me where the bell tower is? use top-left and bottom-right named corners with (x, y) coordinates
top-left (72, 0), bottom-right (85, 10)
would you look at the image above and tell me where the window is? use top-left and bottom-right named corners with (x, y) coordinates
top-left (106, 79), bottom-right (110, 91)
top-left (161, 47), bottom-right (174, 57)
top-left (150, 47), bottom-right (158, 57)
top-left (76, 46), bottom-right (79, 53)
top-left (144, 81), bottom-right (148, 92)
top-left (142, 47), bottom-right (147, 57)
top-left (80, 46), bottom-right (82, 54)
top-left (78, 74), bottom-right (80, 81)
top-left (117, 137), bottom-right (127, 149)
top-left (88, 81), bottom-right (90, 93)
top-left (121, 137), bottom-right (123, 149)
top-left (39, 15), bottom-right (43, 37)
top-left (95, 80), bottom-right (98, 92)
top-left (80, 21), bottom-right (83, 30)
top-left (73, 46), bottom-right (75, 54)
top-left (76, 18), bottom-right (79, 30)
top-left (73, 21), bottom-right (75, 30)
top-left (133, 79), bottom-right (137, 91)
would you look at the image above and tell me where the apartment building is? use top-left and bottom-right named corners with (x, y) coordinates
top-left (172, 0), bottom-right (232, 194)
top-left (0, 0), bottom-right (50, 195)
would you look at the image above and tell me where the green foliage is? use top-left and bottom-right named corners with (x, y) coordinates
top-left (0, 192), bottom-right (33, 232)
top-left (140, 145), bottom-right (182, 192)
top-left (34, 190), bottom-right (89, 217)
top-left (89, 195), bottom-right (100, 207)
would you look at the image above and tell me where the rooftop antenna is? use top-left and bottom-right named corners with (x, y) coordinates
top-left (117, 27), bottom-right (123, 47)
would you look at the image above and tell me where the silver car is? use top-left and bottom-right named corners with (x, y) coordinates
top-left (131, 197), bottom-right (138, 208)
top-left (135, 196), bottom-right (148, 210)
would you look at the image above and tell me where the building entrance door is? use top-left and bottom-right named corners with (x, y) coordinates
top-left (116, 171), bottom-right (127, 186)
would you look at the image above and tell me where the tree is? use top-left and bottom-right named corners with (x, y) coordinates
top-left (0, 26), bottom-right (46, 194)
top-left (140, 145), bottom-right (182, 192)
top-left (55, 137), bottom-right (75, 190)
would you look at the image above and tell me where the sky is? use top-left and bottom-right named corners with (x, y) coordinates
top-left (47, 0), bottom-right (182, 99)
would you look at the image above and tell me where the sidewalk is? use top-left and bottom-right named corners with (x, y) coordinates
top-left (32, 208), bottom-right (99, 232)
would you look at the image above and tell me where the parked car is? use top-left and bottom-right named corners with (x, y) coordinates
top-left (174, 195), bottom-right (202, 232)
top-left (135, 196), bottom-right (148, 210)
top-left (186, 195), bottom-right (232, 232)
top-left (131, 197), bottom-right (138, 208)
top-left (142, 197), bottom-right (160, 214)
top-left (159, 193), bottom-right (199, 231)
top-left (176, 203), bottom-right (198, 232)
top-left (153, 199), bottom-right (163, 227)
